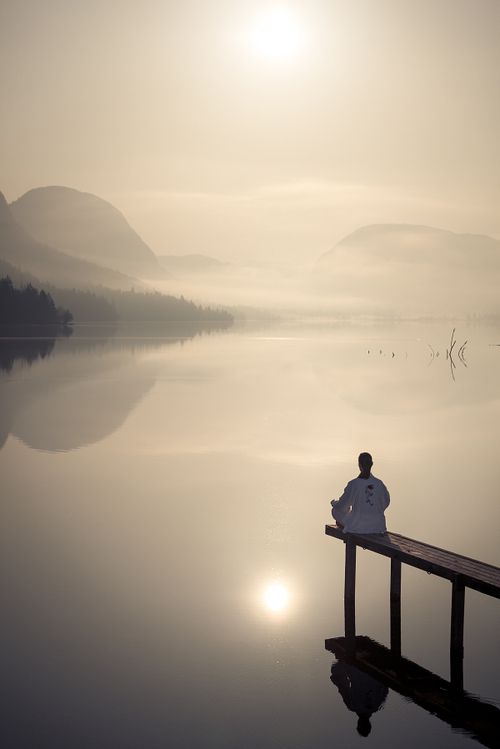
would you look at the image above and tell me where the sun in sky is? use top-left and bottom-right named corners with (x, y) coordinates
top-left (247, 5), bottom-right (308, 64)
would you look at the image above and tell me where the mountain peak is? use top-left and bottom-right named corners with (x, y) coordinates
top-left (319, 223), bottom-right (498, 264)
top-left (314, 222), bottom-right (500, 316)
top-left (0, 191), bottom-right (10, 218)
top-left (0, 188), bottom-right (145, 291)
top-left (10, 186), bottom-right (164, 278)
top-left (337, 223), bottom-right (451, 246)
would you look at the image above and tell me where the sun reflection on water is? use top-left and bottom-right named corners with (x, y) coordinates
top-left (262, 582), bottom-right (290, 614)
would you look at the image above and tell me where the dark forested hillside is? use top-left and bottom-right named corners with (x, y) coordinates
top-left (0, 277), bottom-right (72, 325)
top-left (0, 258), bottom-right (117, 322)
top-left (106, 288), bottom-right (233, 323)
top-left (0, 257), bottom-right (231, 324)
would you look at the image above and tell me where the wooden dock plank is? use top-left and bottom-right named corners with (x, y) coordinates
top-left (325, 525), bottom-right (500, 599)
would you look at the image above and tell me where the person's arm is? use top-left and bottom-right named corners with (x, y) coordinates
top-left (331, 483), bottom-right (352, 525)
top-left (382, 482), bottom-right (390, 510)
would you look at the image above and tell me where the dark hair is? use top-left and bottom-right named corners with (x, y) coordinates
top-left (356, 715), bottom-right (372, 737)
top-left (358, 452), bottom-right (373, 468)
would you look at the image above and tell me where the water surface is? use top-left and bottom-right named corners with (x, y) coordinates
top-left (1, 321), bottom-right (499, 747)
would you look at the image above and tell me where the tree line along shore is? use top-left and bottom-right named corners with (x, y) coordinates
top-left (0, 274), bottom-right (233, 327)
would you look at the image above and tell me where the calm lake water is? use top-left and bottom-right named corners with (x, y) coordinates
top-left (1, 321), bottom-right (499, 748)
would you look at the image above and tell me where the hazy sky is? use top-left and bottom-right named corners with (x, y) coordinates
top-left (1, 0), bottom-right (499, 263)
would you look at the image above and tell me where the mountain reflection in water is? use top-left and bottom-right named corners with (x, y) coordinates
top-left (0, 326), bottom-right (70, 372)
top-left (0, 322), bottom-right (231, 451)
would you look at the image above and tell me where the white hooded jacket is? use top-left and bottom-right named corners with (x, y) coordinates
top-left (331, 474), bottom-right (390, 534)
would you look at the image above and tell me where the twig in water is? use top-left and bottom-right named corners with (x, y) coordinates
top-left (448, 328), bottom-right (457, 381)
top-left (449, 354), bottom-right (456, 381)
top-left (458, 340), bottom-right (468, 367)
top-left (448, 328), bottom-right (457, 358)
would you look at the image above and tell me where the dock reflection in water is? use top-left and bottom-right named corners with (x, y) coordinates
top-left (326, 636), bottom-right (500, 747)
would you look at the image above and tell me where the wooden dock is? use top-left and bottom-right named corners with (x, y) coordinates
top-left (325, 525), bottom-right (500, 690)
top-left (325, 635), bottom-right (500, 749)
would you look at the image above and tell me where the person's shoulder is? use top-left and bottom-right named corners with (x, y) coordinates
top-left (371, 475), bottom-right (388, 488)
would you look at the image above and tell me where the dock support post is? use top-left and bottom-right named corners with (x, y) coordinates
top-left (450, 576), bottom-right (465, 691)
top-left (344, 538), bottom-right (356, 648)
top-left (390, 558), bottom-right (402, 656)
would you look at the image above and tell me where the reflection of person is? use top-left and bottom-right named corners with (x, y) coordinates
top-left (330, 660), bottom-right (388, 737)
top-left (331, 452), bottom-right (390, 534)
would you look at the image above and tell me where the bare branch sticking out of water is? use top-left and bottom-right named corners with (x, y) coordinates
top-left (446, 329), bottom-right (468, 379)
top-left (449, 353), bottom-right (456, 381)
top-left (458, 340), bottom-right (468, 367)
top-left (447, 328), bottom-right (457, 359)
top-left (427, 343), bottom-right (435, 367)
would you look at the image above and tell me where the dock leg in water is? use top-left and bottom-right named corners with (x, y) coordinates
top-left (450, 576), bottom-right (465, 691)
top-left (390, 558), bottom-right (402, 656)
top-left (344, 538), bottom-right (356, 649)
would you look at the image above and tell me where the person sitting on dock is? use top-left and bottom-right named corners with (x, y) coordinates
top-left (330, 453), bottom-right (390, 534)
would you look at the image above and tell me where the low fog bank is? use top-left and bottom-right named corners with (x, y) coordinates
top-left (5, 184), bottom-right (500, 322)
top-left (147, 224), bottom-right (500, 321)
top-left (148, 263), bottom-right (319, 318)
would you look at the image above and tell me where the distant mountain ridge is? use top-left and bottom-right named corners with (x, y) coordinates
top-left (1, 190), bottom-right (233, 324)
top-left (315, 223), bottom-right (500, 316)
top-left (319, 224), bottom-right (500, 267)
top-left (10, 186), bottom-right (165, 278)
top-left (0, 192), bottom-right (143, 291)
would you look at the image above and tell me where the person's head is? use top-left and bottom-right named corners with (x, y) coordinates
top-left (356, 714), bottom-right (372, 737)
top-left (358, 452), bottom-right (373, 474)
